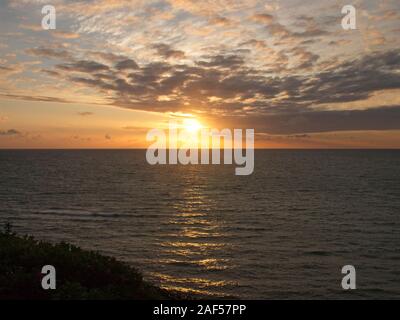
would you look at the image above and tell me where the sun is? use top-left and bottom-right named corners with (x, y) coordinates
top-left (183, 118), bottom-right (203, 133)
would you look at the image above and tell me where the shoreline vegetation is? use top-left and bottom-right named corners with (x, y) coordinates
top-left (0, 223), bottom-right (184, 300)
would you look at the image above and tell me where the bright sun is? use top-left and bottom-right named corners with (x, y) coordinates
top-left (183, 118), bottom-right (203, 133)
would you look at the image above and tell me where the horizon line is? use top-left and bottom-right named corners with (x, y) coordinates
top-left (1, 148), bottom-right (400, 151)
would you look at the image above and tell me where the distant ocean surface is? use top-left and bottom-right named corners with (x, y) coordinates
top-left (1, 150), bottom-right (400, 299)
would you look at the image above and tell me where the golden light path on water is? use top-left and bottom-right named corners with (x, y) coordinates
top-left (150, 165), bottom-right (237, 297)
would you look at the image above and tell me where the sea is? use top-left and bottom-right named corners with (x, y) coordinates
top-left (0, 149), bottom-right (399, 299)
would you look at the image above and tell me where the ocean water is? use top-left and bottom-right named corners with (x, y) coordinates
top-left (0, 150), bottom-right (399, 299)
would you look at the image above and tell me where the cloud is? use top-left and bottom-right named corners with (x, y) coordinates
top-left (26, 47), bottom-right (73, 60)
top-left (301, 49), bottom-right (400, 105)
top-left (19, 24), bottom-right (80, 39)
top-left (240, 39), bottom-right (268, 49)
top-left (115, 59), bottom-right (139, 70)
top-left (288, 47), bottom-right (320, 69)
top-left (41, 69), bottom-right (61, 77)
top-left (57, 60), bottom-right (110, 73)
top-left (152, 44), bottom-right (186, 60)
top-left (19, 23), bottom-right (42, 31)
top-left (89, 51), bottom-right (127, 63)
top-left (0, 129), bottom-right (21, 136)
top-left (3, 0), bottom-right (400, 139)
top-left (364, 29), bottom-right (387, 46)
top-left (123, 126), bottom-right (136, 130)
top-left (196, 54), bottom-right (245, 69)
top-left (0, 116), bottom-right (8, 122)
top-left (0, 64), bottom-right (24, 76)
top-left (251, 11), bottom-right (329, 42)
top-left (0, 66), bottom-right (15, 73)
top-left (51, 31), bottom-right (80, 39)
top-left (208, 15), bottom-right (233, 27)
top-left (69, 76), bottom-right (115, 91)
top-left (71, 135), bottom-right (91, 142)
top-left (77, 112), bottom-right (94, 116)
top-left (168, 0), bottom-right (241, 15)
top-left (251, 13), bottom-right (274, 24)
top-left (34, 47), bottom-right (400, 120)
top-left (0, 93), bottom-right (72, 103)
top-left (60, 0), bottom-right (142, 16)
top-left (287, 134), bottom-right (311, 139)
top-left (225, 105), bottom-right (400, 135)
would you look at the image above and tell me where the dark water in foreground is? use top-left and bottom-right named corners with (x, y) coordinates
top-left (0, 150), bottom-right (399, 299)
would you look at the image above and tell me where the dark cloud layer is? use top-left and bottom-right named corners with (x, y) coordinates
top-left (24, 42), bottom-right (400, 134)
top-left (57, 49), bottom-right (400, 106)
top-left (225, 105), bottom-right (400, 134)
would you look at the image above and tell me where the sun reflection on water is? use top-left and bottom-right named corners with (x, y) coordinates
top-left (154, 166), bottom-right (234, 297)
top-left (149, 272), bottom-right (238, 297)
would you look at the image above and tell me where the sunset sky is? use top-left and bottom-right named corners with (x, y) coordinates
top-left (0, 0), bottom-right (399, 148)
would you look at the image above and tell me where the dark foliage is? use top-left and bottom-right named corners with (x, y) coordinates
top-left (0, 224), bottom-right (173, 300)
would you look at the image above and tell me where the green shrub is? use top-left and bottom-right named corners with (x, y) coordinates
top-left (0, 224), bottom-right (173, 300)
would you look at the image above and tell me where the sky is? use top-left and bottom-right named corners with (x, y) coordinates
top-left (0, 0), bottom-right (399, 148)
